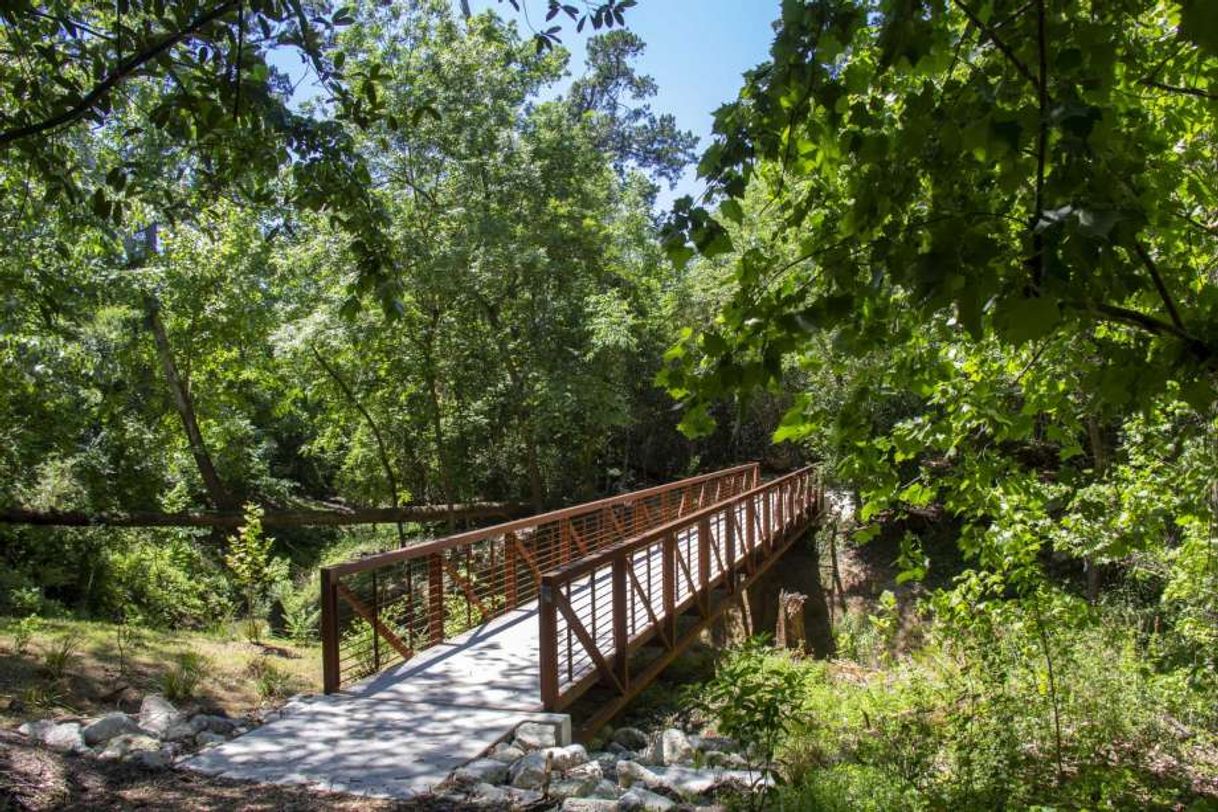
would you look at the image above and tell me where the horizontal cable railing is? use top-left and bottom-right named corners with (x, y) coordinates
top-left (319, 463), bottom-right (760, 693)
top-left (538, 467), bottom-right (822, 717)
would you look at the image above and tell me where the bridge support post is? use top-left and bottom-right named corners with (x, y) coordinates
top-left (611, 554), bottom-right (629, 691)
top-left (539, 583), bottom-right (559, 710)
top-left (662, 531), bottom-right (676, 645)
top-left (321, 567), bottom-right (340, 694)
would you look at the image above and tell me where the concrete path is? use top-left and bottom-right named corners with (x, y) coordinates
top-left (183, 605), bottom-right (564, 799)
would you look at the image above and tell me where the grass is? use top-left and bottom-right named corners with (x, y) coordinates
top-left (0, 616), bottom-right (320, 727)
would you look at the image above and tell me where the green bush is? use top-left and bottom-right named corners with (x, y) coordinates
top-left (162, 651), bottom-right (208, 702)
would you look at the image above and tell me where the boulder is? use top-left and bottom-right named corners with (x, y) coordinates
top-left (452, 758), bottom-right (509, 786)
top-left (137, 694), bottom-right (181, 737)
top-left (514, 720), bottom-right (560, 750)
top-left (98, 733), bottom-right (160, 761)
top-left (127, 748), bottom-right (171, 769)
top-left (616, 760), bottom-right (664, 791)
top-left (690, 735), bottom-right (736, 754)
top-left (508, 751), bottom-right (550, 789)
top-left (163, 721), bottom-right (197, 743)
top-left (593, 751), bottom-right (621, 775)
top-left (549, 777), bottom-right (599, 800)
top-left (488, 742), bottom-right (526, 764)
top-left (190, 714), bottom-right (238, 736)
top-left (591, 778), bottom-right (620, 799)
top-left (703, 751), bottom-right (748, 769)
top-left (194, 730), bottom-right (227, 748)
top-left (467, 783), bottom-right (510, 806)
top-left (656, 765), bottom-right (767, 796)
top-left (543, 743), bottom-right (589, 771)
top-left (657, 729), bottom-right (693, 765)
top-left (562, 799), bottom-right (620, 811)
top-left (606, 741), bottom-right (629, 755)
top-left (619, 788), bottom-right (676, 811)
top-left (612, 727), bottom-right (650, 751)
top-left (42, 722), bottom-right (88, 754)
top-left (82, 712), bottom-right (141, 746)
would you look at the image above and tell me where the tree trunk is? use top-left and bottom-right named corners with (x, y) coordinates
top-left (311, 346), bottom-right (406, 546)
top-left (144, 294), bottom-right (234, 511)
top-left (1085, 416), bottom-right (1109, 602)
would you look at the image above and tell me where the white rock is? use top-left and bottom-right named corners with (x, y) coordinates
top-left (544, 743), bottom-right (589, 771)
top-left (612, 727), bottom-right (650, 751)
top-left (514, 720), bottom-right (559, 750)
top-left (657, 765), bottom-right (768, 795)
top-left (42, 722), bottom-right (88, 753)
top-left (616, 760), bottom-right (664, 790)
top-left (82, 713), bottom-right (141, 746)
top-left (138, 694), bottom-right (181, 737)
top-left (452, 758), bottom-right (509, 786)
top-left (194, 730), bottom-right (227, 748)
top-left (509, 751), bottom-right (551, 789)
top-left (98, 733), bottom-right (160, 761)
top-left (658, 729), bottom-right (693, 765)
top-left (17, 720), bottom-right (53, 739)
top-left (562, 798), bottom-right (620, 811)
top-left (620, 788), bottom-right (676, 811)
top-left (489, 742), bottom-right (526, 763)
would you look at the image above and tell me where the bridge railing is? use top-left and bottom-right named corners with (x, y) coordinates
top-left (538, 467), bottom-right (822, 725)
top-left (319, 463), bottom-right (760, 693)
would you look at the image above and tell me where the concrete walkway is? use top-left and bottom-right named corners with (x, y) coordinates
top-left (183, 605), bottom-right (565, 799)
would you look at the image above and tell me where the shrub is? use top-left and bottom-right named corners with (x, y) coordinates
top-left (41, 633), bottom-right (81, 681)
top-left (162, 651), bottom-right (208, 702)
top-left (247, 655), bottom-right (294, 703)
top-left (10, 615), bottom-right (41, 655)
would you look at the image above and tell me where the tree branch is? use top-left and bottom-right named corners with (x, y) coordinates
top-left (1131, 241), bottom-right (1185, 332)
top-left (1062, 299), bottom-right (1210, 360)
top-left (950, 0), bottom-right (1039, 90)
top-left (1141, 78), bottom-right (1218, 101)
top-left (0, 1), bottom-right (238, 146)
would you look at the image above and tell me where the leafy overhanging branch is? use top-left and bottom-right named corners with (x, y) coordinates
top-left (0, 1), bottom-right (239, 146)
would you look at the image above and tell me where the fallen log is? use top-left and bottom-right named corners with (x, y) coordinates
top-left (0, 502), bottom-right (528, 529)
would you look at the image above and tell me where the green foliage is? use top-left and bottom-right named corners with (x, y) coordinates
top-left (247, 655), bottom-right (296, 703)
top-left (10, 616), bottom-right (41, 656)
top-left (692, 637), bottom-right (811, 799)
top-left (161, 651), bottom-right (208, 703)
top-left (40, 633), bottom-right (82, 682)
top-left (705, 591), bottom-right (1215, 811)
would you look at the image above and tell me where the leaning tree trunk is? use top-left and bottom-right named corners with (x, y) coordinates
top-left (144, 294), bottom-right (234, 512)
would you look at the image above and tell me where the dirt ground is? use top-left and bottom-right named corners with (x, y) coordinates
top-left (0, 729), bottom-right (516, 812)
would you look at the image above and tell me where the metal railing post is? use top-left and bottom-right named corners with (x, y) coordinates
top-left (428, 553), bottom-right (444, 645)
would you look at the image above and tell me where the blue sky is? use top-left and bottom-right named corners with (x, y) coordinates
top-left (483, 0), bottom-right (781, 206)
top-left (270, 2), bottom-right (780, 207)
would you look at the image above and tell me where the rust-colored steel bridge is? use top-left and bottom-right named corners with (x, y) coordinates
top-left (320, 463), bottom-right (823, 733)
